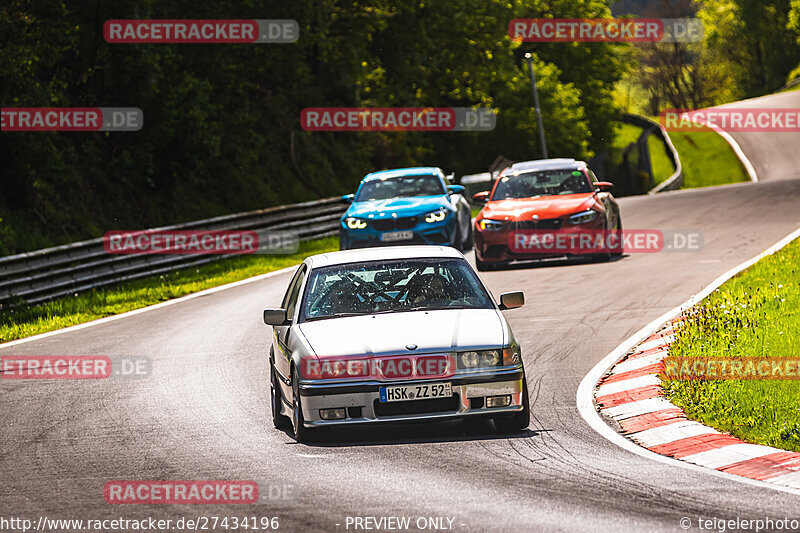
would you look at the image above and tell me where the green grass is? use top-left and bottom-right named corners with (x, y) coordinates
top-left (0, 236), bottom-right (340, 343)
top-left (648, 134), bottom-right (676, 185)
top-left (662, 237), bottom-right (800, 452)
top-left (666, 130), bottom-right (750, 189)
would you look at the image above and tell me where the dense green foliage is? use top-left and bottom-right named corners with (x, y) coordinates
top-left (663, 238), bottom-right (800, 452)
top-left (697, 0), bottom-right (800, 99)
top-left (0, 0), bottom-right (630, 255)
top-left (616, 0), bottom-right (800, 113)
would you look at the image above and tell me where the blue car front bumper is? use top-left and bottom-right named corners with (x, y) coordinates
top-left (340, 215), bottom-right (456, 250)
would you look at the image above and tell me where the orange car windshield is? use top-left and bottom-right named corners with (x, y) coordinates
top-left (492, 170), bottom-right (592, 200)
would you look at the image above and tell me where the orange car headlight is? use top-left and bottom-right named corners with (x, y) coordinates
top-left (478, 219), bottom-right (504, 231)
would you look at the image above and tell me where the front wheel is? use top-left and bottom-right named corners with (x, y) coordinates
top-left (451, 222), bottom-right (464, 252)
top-left (475, 255), bottom-right (493, 271)
top-left (462, 220), bottom-right (474, 251)
top-left (494, 377), bottom-right (530, 433)
top-left (291, 367), bottom-right (313, 442)
top-left (610, 214), bottom-right (623, 259)
top-left (270, 363), bottom-right (290, 429)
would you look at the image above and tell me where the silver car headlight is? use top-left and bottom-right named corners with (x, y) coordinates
top-left (345, 217), bottom-right (367, 229)
top-left (458, 349), bottom-right (502, 369)
top-left (424, 210), bottom-right (447, 223)
top-left (569, 209), bottom-right (598, 225)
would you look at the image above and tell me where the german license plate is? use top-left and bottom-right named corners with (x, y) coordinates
top-left (379, 382), bottom-right (452, 403)
top-left (380, 230), bottom-right (414, 242)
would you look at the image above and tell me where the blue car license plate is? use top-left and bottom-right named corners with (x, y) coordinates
top-left (379, 230), bottom-right (414, 242)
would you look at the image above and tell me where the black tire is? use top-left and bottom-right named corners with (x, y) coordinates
top-left (452, 221), bottom-right (464, 252)
top-left (291, 366), bottom-right (312, 442)
top-left (475, 255), bottom-right (492, 271)
top-left (610, 214), bottom-right (623, 259)
top-left (462, 219), bottom-right (474, 251)
top-left (592, 214), bottom-right (622, 262)
top-left (494, 377), bottom-right (530, 433)
top-left (270, 362), bottom-right (290, 429)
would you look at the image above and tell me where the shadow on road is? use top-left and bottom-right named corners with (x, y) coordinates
top-left (480, 254), bottom-right (626, 272)
top-left (280, 418), bottom-right (548, 447)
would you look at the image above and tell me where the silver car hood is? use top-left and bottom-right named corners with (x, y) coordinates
top-left (298, 309), bottom-right (507, 357)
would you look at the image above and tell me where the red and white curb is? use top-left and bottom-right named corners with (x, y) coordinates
top-left (595, 324), bottom-right (800, 491)
top-left (577, 226), bottom-right (800, 496)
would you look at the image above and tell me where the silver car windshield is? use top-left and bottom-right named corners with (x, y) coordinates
top-left (300, 259), bottom-right (493, 321)
top-left (492, 169), bottom-right (592, 200)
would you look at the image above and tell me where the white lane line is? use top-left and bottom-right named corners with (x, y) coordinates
top-left (767, 472), bottom-right (800, 490)
top-left (577, 226), bottom-right (800, 496)
top-left (596, 375), bottom-right (660, 397)
top-left (0, 265), bottom-right (300, 349)
top-left (682, 444), bottom-right (778, 469)
top-left (603, 398), bottom-right (674, 420)
top-left (612, 352), bottom-right (667, 374)
top-left (629, 421), bottom-right (719, 448)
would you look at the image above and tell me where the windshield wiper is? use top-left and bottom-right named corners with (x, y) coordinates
top-left (305, 309), bottom-right (400, 321)
top-left (405, 305), bottom-right (473, 312)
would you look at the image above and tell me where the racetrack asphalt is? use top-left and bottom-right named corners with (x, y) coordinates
top-left (1, 91), bottom-right (799, 531)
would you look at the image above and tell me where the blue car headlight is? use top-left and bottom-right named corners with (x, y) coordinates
top-left (345, 217), bottom-right (367, 229)
top-left (424, 210), bottom-right (448, 223)
top-left (569, 209), bottom-right (598, 225)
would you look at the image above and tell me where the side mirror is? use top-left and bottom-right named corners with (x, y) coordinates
top-left (595, 181), bottom-right (613, 193)
top-left (447, 184), bottom-right (465, 195)
top-left (498, 291), bottom-right (524, 310)
top-left (263, 308), bottom-right (290, 326)
top-left (472, 191), bottom-right (489, 204)
top-left (341, 194), bottom-right (354, 204)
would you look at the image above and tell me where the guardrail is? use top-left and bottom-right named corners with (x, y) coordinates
top-left (0, 197), bottom-right (347, 307)
top-left (620, 113), bottom-right (683, 194)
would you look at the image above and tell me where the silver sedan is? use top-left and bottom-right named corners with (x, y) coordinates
top-left (263, 245), bottom-right (529, 442)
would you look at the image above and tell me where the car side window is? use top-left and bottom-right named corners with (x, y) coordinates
top-left (282, 265), bottom-right (307, 319)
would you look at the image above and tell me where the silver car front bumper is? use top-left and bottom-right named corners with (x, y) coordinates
top-left (297, 366), bottom-right (525, 427)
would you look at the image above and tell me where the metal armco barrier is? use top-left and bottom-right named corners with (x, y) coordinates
top-left (0, 197), bottom-right (347, 307)
top-left (620, 113), bottom-right (684, 194)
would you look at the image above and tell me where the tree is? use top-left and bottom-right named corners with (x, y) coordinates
top-left (698, 0), bottom-right (800, 96)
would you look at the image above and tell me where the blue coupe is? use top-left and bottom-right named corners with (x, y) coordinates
top-left (339, 167), bottom-right (473, 251)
